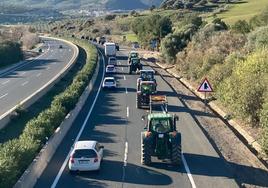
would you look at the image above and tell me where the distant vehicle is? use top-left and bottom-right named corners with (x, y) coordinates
top-left (104, 42), bottom-right (116, 57)
top-left (93, 38), bottom-right (97, 43)
top-left (115, 43), bottom-right (120, 51)
top-left (68, 140), bottom-right (104, 173)
top-left (81, 36), bottom-right (85, 39)
top-left (129, 57), bottom-right (142, 74)
top-left (99, 36), bottom-right (106, 45)
top-left (105, 65), bottom-right (116, 74)
top-left (108, 57), bottom-right (117, 66)
top-left (59, 45), bottom-right (63, 49)
top-left (102, 77), bottom-right (116, 89)
top-left (39, 48), bottom-right (43, 53)
top-left (128, 51), bottom-right (139, 63)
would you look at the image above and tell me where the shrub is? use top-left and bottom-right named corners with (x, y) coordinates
top-left (247, 26), bottom-right (268, 51)
top-left (105, 14), bottom-right (116, 21)
top-left (0, 41), bottom-right (23, 68)
top-left (217, 49), bottom-right (268, 124)
top-left (260, 96), bottom-right (268, 154)
top-left (231, 20), bottom-right (251, 34)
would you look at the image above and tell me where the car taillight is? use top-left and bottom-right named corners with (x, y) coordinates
top-left (70, 156), bottom-right (74, 164)
top-left (94, 158), bottom-right (98, 163)
top-left (145, 131), bottom-right (152, 138)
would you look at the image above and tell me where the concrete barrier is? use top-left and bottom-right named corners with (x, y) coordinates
top-left (14, 48), bottom-right (101, 188)
top-left (0, 36), bottom-right (79, 130)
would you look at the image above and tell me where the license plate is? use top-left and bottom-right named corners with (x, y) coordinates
top-left (79, 160), bottom-right (89, 164)
top-left (158, 134), bottom-right (164, 138)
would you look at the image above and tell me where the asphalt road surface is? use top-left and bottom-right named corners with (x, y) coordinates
top-left (0, 38), bottom-right (76, 118)
top-left (34, 47), bottom-right (239, 188)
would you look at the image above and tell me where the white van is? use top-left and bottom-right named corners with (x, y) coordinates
top-left (104, 42), bottom-right (116, 57)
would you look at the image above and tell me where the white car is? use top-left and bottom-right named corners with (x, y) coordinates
top-left (68, 140), bottom-right (104, 172)
top-left (102, 77), bottom-right (116, 89)
top-left (108, 57), bottom-right (117, 66)
top-left (105, 65), bottom-right (116, 74)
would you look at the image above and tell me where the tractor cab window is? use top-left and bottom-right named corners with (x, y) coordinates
top-left (150, 118), bottom-right (172, 133)
top-left (141, 72), bottom-right (153, 80)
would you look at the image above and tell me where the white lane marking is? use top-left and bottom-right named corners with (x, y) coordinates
top-left (124, 142), bottom-right (128, 167)
top-left (47, 67), bottom-right (51, 70)
top-left (36, 73), bottom-right (42, 77)
top-left (124, 75), bottom-right (126, 80)
top-left (69, 49), bottom-right (71, 52)
top-left (0, 93), bottom-right (8, 99)
top-left (182, 153), bottom-right (197, 188)
top-left (127, 106), bottom-right (129, 118)
top-left (125, 88), bottom-right (128, 94)
top-left (119, 61), bottom-right (121, 65)
top-left (51, 49), bottom-right (105, 188)
top-left (161, 103), bottom-right (196, 187)
top-left (122, 67), bottom-right (124, 71)
top-left (21, 72), bottom-right (26, 75)
top-left (2, 80), bottom-right (10, 85)
top-left (21, 81), bottom-right (29, 86)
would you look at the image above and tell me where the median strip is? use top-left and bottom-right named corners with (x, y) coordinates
top-left (0, 38), bottom-right (98, 188)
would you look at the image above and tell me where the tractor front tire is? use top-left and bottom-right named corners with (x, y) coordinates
top-left (141, 135), bottom-right (152, 165)
top-left (171, 133), bottom-right (182, 166)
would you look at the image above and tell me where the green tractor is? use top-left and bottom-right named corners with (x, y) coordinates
top-left (128, 51), bottom-right (139, 63)
top-left (136, 81), bottom-right (157, 109)
top-left (129, 57), bottom-right (143, 74)
top-left (141, 95), bottom-right (181, 165)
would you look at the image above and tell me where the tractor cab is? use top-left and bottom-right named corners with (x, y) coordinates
top-left (136, 81), bottom-right (157, 108)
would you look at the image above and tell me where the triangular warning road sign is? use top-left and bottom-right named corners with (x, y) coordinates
top-left (198, 78), bottom-right (213, 92)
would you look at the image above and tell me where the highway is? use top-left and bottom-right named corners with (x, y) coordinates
top-left (0, 38), bottom-right (76, 118)
top-left (34, 47), bottom-right (241, 188)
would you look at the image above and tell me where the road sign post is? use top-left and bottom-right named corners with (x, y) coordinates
top-left (197, 78), bottom-right (213, 113)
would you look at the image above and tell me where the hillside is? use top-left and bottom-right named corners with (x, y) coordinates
top-left (0, 0), bottom-right (163, 11)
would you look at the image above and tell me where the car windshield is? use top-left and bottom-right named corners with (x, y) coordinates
top-left (73, 149), bottom-right (97, 158)
top-left (150, 118), bottom-right (171, 133)
top-left (105, 79), bottom-right (115, 83)
top-left (130, 53), bottom-right (138, 58)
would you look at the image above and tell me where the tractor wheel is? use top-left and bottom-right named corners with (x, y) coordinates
top-left (171, 133), bottom-right (182, 166)
top-left (136, 96), bottom-right (141, 109)
top-left (141, 140), bottom-right (152, 165)
top-left (129, 67), bottom-right (132, 74)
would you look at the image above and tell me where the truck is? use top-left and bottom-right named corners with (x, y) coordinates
top-left (104, 42), bottom-right (116, 57)
top-left (141, 95), bottom-right (181, 166)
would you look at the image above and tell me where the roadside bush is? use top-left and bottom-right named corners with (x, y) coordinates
top-left (105, 14), bottom-right (116, 21)
top-left (0, 39), bottom-right (98, 188)
top-left (217, 49), bottom-right (268, 125)
top-left (231, 20), bottom-right (251, 34)
top-left (249, 7), bottom-right (268, 28)
top-left (0, 41), bottom-right (23, 68)
top-left (260, 96), bottom-right (268, 154)
top-left (176, 31), bottom-right (246, 80)
top-left (246, 26), bottom-right (268, 51)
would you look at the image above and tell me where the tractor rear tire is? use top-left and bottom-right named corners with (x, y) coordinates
top-left (171, 133), bottom-right (182, 166)
top-left (136, 96), bottom-right (141, 109)
top-left (141, 136), bottom-right (152, 165)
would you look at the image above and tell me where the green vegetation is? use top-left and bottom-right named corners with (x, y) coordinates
top-left (216, 0), bottom-right (268, 24)
top-left (0, 38), bottom-right (98, 188)
top-left (0, 41), bottom-right (23, 68)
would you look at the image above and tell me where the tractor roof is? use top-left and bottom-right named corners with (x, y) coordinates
top-left (141, 81), bottom-right (155, 84)
top-left (148, 113), bottom-right (172, 120)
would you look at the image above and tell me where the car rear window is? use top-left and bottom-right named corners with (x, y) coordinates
top-left (105, 79), bottom-right (115, 83)
top-left (73, 149), bottom-right (97, 158)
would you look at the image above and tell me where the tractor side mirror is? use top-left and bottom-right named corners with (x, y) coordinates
top-left (174, 115), bottom-right (179, 121)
